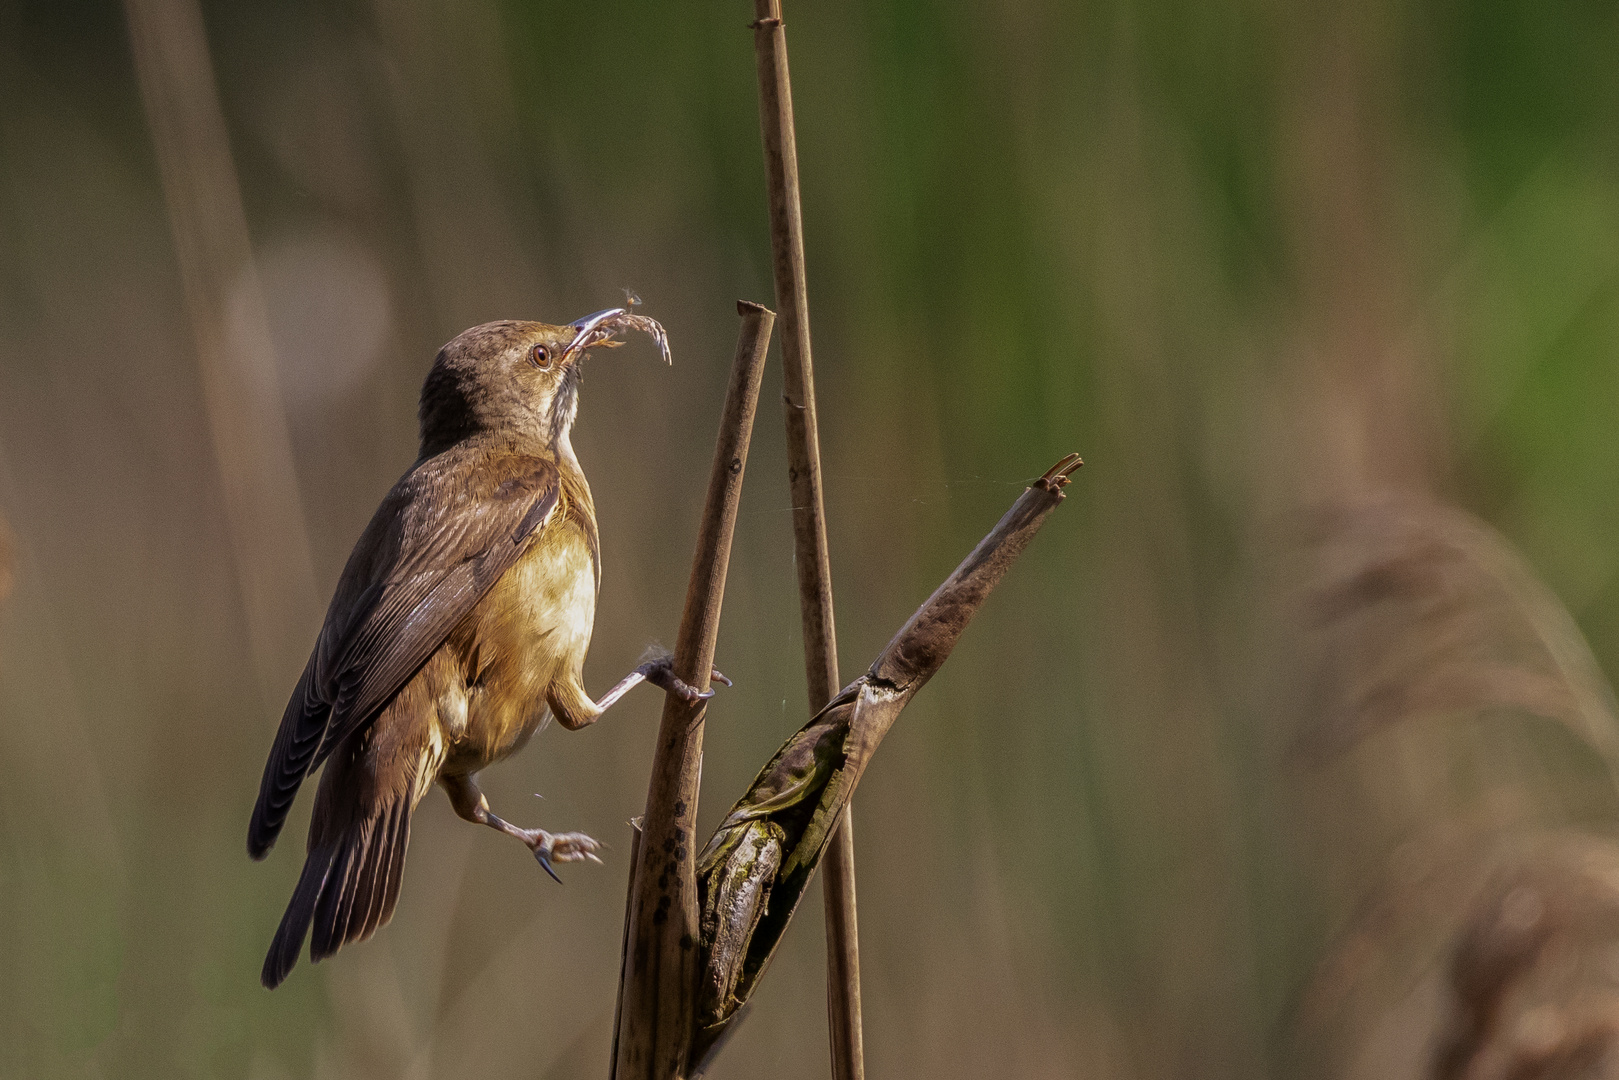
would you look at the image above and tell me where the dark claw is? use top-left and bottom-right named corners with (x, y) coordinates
top-left (670, 678), bottom-right (713, 704)
top-left (536, 850), bottom-right (563, 884)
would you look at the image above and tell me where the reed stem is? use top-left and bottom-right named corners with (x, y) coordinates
top-left (611, 301), bottom-right (775, 1080)
top-left (749, 6), bottom-right (865, 1077)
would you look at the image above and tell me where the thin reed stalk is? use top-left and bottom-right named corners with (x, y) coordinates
top-left (748, 6), bottom-right (865, 1076)
top-left (612, 301), bottom-right (776, 1080)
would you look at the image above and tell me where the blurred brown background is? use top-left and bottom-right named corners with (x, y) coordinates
top-left (4, 0), bottom-right (1619, 1077)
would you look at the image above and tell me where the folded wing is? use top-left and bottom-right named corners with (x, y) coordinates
top-left (247, 446), bottom-right (559, 858)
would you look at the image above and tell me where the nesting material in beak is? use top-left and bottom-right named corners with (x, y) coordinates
top-left (562, 308), bottom-right (673, 365)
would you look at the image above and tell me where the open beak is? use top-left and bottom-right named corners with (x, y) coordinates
top-left (561, 308), bottom-right (673, 366)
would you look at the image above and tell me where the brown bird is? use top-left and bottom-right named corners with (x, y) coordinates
top-left (249, 308), bottom-right (720, 989)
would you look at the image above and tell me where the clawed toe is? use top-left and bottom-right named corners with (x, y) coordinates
top-left (639, 657), bottom-right (728, 703)
top-left (657, 677), bottom-right (711, 703)
top-left (533, 830), bottom-right (604, 883)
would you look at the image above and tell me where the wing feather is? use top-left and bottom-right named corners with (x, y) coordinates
top-left (248, 446), bottom-right (559, 858)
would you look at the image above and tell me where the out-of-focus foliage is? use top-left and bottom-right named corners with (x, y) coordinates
top-left (2, 0), bottom-right (1619, 1077)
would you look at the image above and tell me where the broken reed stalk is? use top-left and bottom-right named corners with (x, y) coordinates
top-left (612, 301), bottom-right (775, 1080)
top-left (749, 6), bottom-right (865, 1077)
top-left (689, 455), bottom-right (1084, 1072)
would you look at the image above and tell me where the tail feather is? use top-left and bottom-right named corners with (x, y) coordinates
top-left (261, 794), bottom-right (413, 987)
top-left (375, 805), bottom-right (409, 935)
top-left (261, 845), bottom-right (335, 989)
top-left (365, 800), bottom-right (410, 941)
top-left (332, 822), bottom-right (380, 954)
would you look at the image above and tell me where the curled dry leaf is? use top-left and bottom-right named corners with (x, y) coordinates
top-left (689, 454), bottom-right (1080, 1070)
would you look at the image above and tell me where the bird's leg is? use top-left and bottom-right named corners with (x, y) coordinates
top-left (441, 773), bottom-right (602, 882)
top-left (598, 652), bottom-right (732, 710)
top-left (548, 650), bottom-right (731, 730)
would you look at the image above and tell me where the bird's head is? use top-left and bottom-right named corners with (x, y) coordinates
top-left (418, 308), bottom-right (671, 457)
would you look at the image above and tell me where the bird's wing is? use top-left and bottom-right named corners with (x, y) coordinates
top-left (249, 447), bottom-right (560, 858)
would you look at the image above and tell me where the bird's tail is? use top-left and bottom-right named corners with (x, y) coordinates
top-left (261, 793), bottom-right (413, 989)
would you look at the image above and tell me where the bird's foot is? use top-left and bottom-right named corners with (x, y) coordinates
top-left (635, 655), bottom-right (731, 704)
top-left (525, 828), bottom-right (604, 883)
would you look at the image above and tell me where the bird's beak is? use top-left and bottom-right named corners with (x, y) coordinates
top-left (560, 308), bottom-right (673, 366)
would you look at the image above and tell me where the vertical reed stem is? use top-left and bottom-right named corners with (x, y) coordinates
top-left (612, 301), bottom-right (775, 1080)
top-left (750, 5), bottom-right (865, 1078)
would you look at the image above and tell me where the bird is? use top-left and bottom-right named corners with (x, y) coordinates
top-left (248, 308), bottom-right (722, 989)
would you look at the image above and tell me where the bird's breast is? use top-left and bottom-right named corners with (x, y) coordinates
top-left (441, 517), bottom-right (597, 769)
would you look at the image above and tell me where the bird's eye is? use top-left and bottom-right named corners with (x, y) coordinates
top-left (529, 344), bottom-right (552, 369)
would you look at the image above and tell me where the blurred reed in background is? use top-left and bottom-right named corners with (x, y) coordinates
top-left (3, 0), bottom-right (1619, 1077)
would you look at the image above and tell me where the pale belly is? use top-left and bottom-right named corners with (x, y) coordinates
top-left (434, 523), bottom-right (597, 775)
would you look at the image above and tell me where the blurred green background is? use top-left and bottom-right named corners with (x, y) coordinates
top-left (4, 0), bottom-right (1619, 1077)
